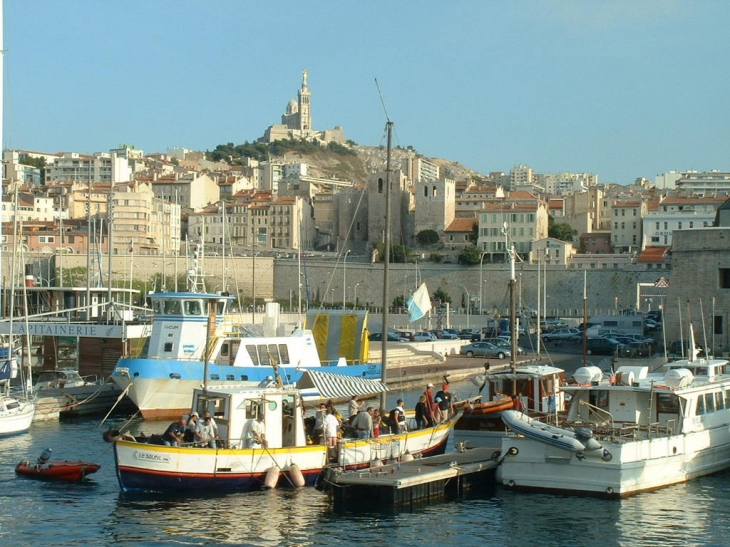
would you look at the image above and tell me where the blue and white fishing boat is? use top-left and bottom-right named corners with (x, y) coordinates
top-left (111, 291), bottom-right (381, 419)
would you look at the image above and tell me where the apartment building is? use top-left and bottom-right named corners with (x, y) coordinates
top-left (643, 195), bottom-right (724, 247)
top-left (611, 200), bottom-right (646, 253)
top-left (477, 200), bottom-right (549, 262)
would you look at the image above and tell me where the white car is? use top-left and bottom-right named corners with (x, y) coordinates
top-left (541, 328), bottom-right (580, 342)
top-left (413, 332), bottom-right (438, 342)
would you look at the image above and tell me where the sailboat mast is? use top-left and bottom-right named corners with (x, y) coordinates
top-left (379, 121), bottom-right (393, 411)
top-left (582, 269), bottom-right (588, 366)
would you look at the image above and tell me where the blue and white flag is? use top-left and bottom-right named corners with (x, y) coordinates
top-left (406, 283), bottom-right (432, 323)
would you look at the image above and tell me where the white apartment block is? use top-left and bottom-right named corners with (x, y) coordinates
top-left (534, 172), bottom-right (598, 195)
top-left (675, 170), bottom-right (730, 196)
top-left (45, 151), bottom-right (133, 184)
top-left (643, 196), bottom-right (724, 247)
top-left (654, 170), bottom-right (682, 190)
top-left (148, 173), bottom-right (219, 211)
top-left (510, 164), bottom-right (534, 188)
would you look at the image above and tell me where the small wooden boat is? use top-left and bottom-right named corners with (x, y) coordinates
top-left (16, 449), bottom-right (100, 481)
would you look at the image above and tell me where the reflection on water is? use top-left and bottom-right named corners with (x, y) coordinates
top-left (1, 408), bottom-right (730, 546)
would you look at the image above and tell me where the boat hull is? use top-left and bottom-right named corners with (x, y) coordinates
top-left (0, 398), bottom-right (35, 436)
top-left (453, 397), bottom-right (513, 451)
top-left (113, 413), bottom-right (460, 493)
top-left (114, 441), bottom-right (329, 492)
top-left (499, 425), bottom-right (730, 498)
top-left (15, 461), bottom-right (101, 481)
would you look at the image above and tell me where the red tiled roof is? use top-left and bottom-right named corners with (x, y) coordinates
top-left (637, 246), bottom-right (670, 263)
top-left (445, 218), bottom-right (476, 232)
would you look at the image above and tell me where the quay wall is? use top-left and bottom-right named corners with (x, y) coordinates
top-left (42, 253), bottom-right (668, 321)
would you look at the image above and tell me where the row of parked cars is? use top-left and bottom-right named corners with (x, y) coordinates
top-left (368, 328), bottom-right (463, 343)
top-left (540, 327), bottom-right (657, 356)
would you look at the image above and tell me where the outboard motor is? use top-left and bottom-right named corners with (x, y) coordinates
top-left (37, 448), bottom-right (52, 465)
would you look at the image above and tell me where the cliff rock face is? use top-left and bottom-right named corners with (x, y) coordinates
top-left (281, 145), bottom-right (484, 185)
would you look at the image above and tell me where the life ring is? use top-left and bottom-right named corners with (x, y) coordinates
top-left (606, 486), bottom-right (614, 495)
top-left (507, 479), bottom-right (515, 487)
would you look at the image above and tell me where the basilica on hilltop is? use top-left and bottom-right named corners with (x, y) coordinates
top-left (260, 70), bottom-right (346, 145)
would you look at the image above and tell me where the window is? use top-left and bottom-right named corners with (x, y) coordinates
top-left (720, 269), bottom-right (730, 289)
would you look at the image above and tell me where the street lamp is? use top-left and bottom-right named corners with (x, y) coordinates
top-left (479, 251), bottom-right (488, 315)
top-left (342, 250), bottom-right (350, 310)
top-left (460, 284), bottom-right (470, 328)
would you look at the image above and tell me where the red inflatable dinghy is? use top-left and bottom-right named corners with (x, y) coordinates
top-left (15, 448), bottom-right (100, 481)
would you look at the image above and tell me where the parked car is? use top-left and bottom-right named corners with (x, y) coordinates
top-left (645, 318), bottom-right (662, 331)
top-left (459, 341), bottom-right (511, 359)
top-left (368, 332), bottom-right (409, 342)
top-left (540, 319), bottom-right (568, 332)
top-left (459, 329), bottom-right (482, 341)
top-left (431, 329), bottom-right (458, 340)
top-left (413, 332), bottom-right (438, 342)
top-left (586, 337), bottom-right (626, 355)
top-left (541, 328), bottom-right (580, 342)
top-left (484, 337), bottom-right (526, 355)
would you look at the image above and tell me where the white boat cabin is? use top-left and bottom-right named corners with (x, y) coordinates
top-left (564, 359), bottom-right (730, 439)
top-left (190, 385), bottom-right (308, 449)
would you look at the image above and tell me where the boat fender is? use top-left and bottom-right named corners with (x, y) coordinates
top-left (314, 466), bottom-right (340, 493)
top-left (264, 467), bottom-right (280, 489)
top-left (575, 451), bottom-right (585, 461)
top-left (491, 450), bottom-right (501, 461)
top-left (601, 449), bottom-right (613, 462)
top-left (401, 451), bottom-right (414, 463)
top-left (507, 447), bottom-right (519, 456)
top-left (288, 463), bottom-right (305, 487)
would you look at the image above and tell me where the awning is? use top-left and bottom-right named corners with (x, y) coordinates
top-left (296, 369), bottom-right (389, 400)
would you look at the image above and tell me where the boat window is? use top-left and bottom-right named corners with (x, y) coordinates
top-left (221, 343), bottom-right (229, 357)
top-left (246, 345), bottom-right (260, 366)
top-left (152, 300), bottom-right (164, 314)
top-left (216, 301), bottom-right (227, 315)
top-left (210, 374), bottom-right (220, 380)
top-left (704, 393), bottom-right (716, 413)
top-left (697, 396), bottom-right (705, 416)
top-left (278, 344), bottom-right (290, 365)
top-left (267, 344), bottom-right (280, 365)
top-left (715, 392), bottom-right (724, 411)
top-left (656, 393), bottom-right (679, 414)
top-left (184, 300), bottom-right (202, 315)
top-left (725, 390), bottom-right (730, 410)
top-left (164, 342), bottom-right (173, 353)
top-left (226, 375), bottom-right (235, 381)
top-left (164, 300), bottom-right (181, 314)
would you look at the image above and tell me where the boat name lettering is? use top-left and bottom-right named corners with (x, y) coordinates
top-left (163, 325), bottom-right (180, 330)
top-left (133, 450), bottom-right (171, 463)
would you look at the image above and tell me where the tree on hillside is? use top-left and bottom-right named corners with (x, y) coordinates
top-left (468, 221), bottom-right (479, 245)
top-left (433, 287), bottom-right (451, 306)
top-left (373, 242), bottom-right (412, 263)
top-left (416, 229), bottom-right (440, 246)
top-left (548, 216), bottom-right (578, 242)
top-left (457, 245), bottom-right (481, 265)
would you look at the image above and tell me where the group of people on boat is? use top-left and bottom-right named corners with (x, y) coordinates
top-left (162, 411), bottom-right (219, 448)
top-left (306, 382), bottom-right (455, 444)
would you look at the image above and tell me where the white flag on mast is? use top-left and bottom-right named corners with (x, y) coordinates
top-left (407, 283), bottom-right (432, 323)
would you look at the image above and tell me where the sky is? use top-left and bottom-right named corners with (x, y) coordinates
top-left (3, 1), bottom-right (729, 185)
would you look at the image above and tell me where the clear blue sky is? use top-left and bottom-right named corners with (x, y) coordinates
top-left (4, 1), bottom-right (728, 185)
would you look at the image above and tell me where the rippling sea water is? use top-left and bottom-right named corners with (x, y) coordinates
top-left (2, 386), bottom-right (730, 547)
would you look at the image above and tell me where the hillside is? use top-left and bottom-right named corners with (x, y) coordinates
top-left (275, 145), bottom-right (486, 185)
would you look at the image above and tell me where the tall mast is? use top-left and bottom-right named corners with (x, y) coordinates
top-left (379, 120), bottom-right (393, 411)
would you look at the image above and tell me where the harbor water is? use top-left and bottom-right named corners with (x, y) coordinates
top-left (2, 383), bottom-right (730, 547)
